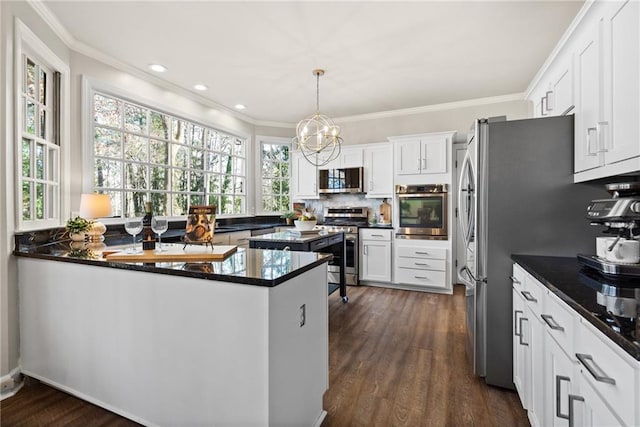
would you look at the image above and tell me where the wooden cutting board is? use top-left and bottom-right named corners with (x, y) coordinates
top-left (105, 245), bottom-right (237, 262)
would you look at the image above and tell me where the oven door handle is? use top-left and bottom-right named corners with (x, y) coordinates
top-left (345, 236), bottom-right (357, 242)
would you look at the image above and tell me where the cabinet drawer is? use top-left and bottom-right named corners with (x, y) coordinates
top-left (542, 291), bottom-right (576, 359)
top-left (396, 246), bottom-right (446, 260)
top-left (396, 257), bottom-right (446, 271)
top-left (395, 268), bottom-right (446, 288)
top-left (522, 274), bottom-right (544, 317)
top-left (361, 229), bottom-right (392, 241)
top-left (576, 319), bottom-right (638, 426)
top-left (511, 264), bottom-right (526, 293)
top-left (309, 238), bottom-right (329, 252)
top-left (327, 233), bottom-right (344, 245)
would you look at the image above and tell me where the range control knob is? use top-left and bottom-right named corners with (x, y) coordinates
top-left (631, 201), bottom-right (640, 214)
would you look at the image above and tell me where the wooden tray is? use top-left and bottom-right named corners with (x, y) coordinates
top-left (105, 245), bottom-right (237, 262)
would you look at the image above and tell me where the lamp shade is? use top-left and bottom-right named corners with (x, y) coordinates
top-left (79, 193), bottom-right (112, 219)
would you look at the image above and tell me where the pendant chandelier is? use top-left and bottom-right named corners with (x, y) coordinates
top-left (293, 69), bottom-right (342, 167)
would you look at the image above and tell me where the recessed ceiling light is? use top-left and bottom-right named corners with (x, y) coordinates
top-left (234, 104), bottom-right (246, 110)
top-left (194, 84), bottom-right (208, 91)
top-left (149, 64), bottom-right (167, 73)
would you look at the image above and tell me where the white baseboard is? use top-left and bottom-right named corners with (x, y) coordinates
top-left (0, 366), bottom-right (23, 401)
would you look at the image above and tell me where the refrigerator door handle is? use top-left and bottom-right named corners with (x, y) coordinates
top-left (457, 150), bottom-right (475, 245)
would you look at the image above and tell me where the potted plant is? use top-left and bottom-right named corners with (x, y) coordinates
top-left (280, 211), bottom-right (298, 225)
top-left (66, 216), bottom-right (93, 242)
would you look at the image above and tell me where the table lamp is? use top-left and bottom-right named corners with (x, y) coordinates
top-left (79, 193), bottom-right (112, 242)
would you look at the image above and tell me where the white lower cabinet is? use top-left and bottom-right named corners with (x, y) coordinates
top-left (513, 262), bottom-right (640, 427)
top-left (360, 229), bottom-right (392, 282)
top-left (394, 245), bottom-right (447, 289)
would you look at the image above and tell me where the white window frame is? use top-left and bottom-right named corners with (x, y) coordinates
top-left (255, 136), bottom-right (292, 215)
top-left (83, 78), bottom-right (250, 221)
top-left (14, 19), bottom-right (70, 231)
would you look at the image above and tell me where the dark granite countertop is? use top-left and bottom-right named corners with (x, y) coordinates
top-left (14, 240), bottom-right (332, 287)
top-left (512, 255), bottom-right (640, 360)
top-left (248, 230), bottom-right (343, 244)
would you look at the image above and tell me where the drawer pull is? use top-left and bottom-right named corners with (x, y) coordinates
top-left (541, 314), bottom-right (565, 331)
top-left (414, 276), bottom-right (429, 280)
top-left (509, 275), bottom-right (521, 285)
top-left (414, 262), bottom-right (429, 266)
top-left (521, 290), bottom-right (538, 302)
top-left (518, 317), bottom-right (529, 346)
top-left (575, 353), bottom-right (616, 385)
top-left (556, 375), bottom-right (571, 419)
top-left (371, 234), bottom-right (384, 237)
top-left (514, 309), bottom-right (523, 336)
top-left (568, 394), bottom-right (584, 427)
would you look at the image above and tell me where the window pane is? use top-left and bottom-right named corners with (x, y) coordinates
top-left (172, 169), bottom-right (188, 192)
top-left (221, 195), bottom-right (233, 214)
top-left (207, 151), bottom-right (220, 173)
top-left (124, 134), bottom-right (148, 162)
top-left (189, 194), bottom-right (204, 207)
top-left (39, 108), bottom-right (47, 139)
top-left (190, 171), bottom-right (204, 192)
top-left (47, 185), bottom-right (56, 219)
top-left (95, 159), bottom-right (122, 188)
top-left (35, 183), bottom-right (44, 219)
top-left (262, 195), bottom-right (273, 212)
top-left (26, 58), bottom-right (36, 97)
top-left (124, 163), bottom-right (148, 189)
top-left (280, 145), bottom-right (290, 162)
top-left (150, 193), bottom-right (168, 215)
top-left (105, 191), bottom-right (122, 217)
top-left (232, 138), bottom-right (245, 156)
top-left (150, 166), bottom-right (169, 190)
top-left (22, 139), bottom-right (31, 177)
top-left (172, 144), bottom-right (188, 168)
top-left (171, 118), bottom-right (186, 143)
top-left (124, 191), bottom-right (146, 216)
top-left (94, 94), bottom-right (122, 127)
top-left (220, 174), bottom-right (232, 195)
top-left (208, 174), bottom-right (220, 193)
top-left (232, 157), bottom-right (244, 176)
top-left (281, 178), bottom-right (290, 194)
top-left (219, 154), bottom-right (231, 175)
top-left (171, 193), bottom-right (188, 216)
top-left (125, 103), bottom-right (148, 134)
top-left (190, 125), bottom-right (204, 148)
top-left (22, 182), bottom-right (31, 220)
top-left (95, 127), bottom-right (122, 158)
top-left (219, 135), bottom-right (233, 155)
top-left (262, 179), bottom-right (272, 196)
top-left (207, 194), bottom-right (219, 207)
top-left (25, 100), bottom-right (35, 134)
top-left (234, 196), bottom-right (245, 214)
top-left (191, 148), bottom-right (204, 170)
top-left (234, 177), bottom-right (245, 195)
top-left (207, 130), bottom-right (219, 151)
top-left (35, 143), bottom-right (44, 179)
top-left (149, 112), bottom-right (170, 139)
top-left (150, 140), bottom-right (168, 164)
top-left (39, 68), bottom-right (46, 105)
top-left (48, 147), bottom-right (58, 181)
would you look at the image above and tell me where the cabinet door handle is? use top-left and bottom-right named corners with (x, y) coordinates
top-left (363, 245), bottom-right (368, 256)
top-left (521, 290), bottom-right (538, 302)
top-left (422, 158), bottom-right (427, 169)
top-left (541, 95), bottom-right (548, 116)
top-left (509, 275), bottom-right (521, 285)
top-left (568, 394), bottom-right (584, 427)
top-left (556, 375), bottom-right (571, 419)
top-left (597, 121), bottom-right (609, 153)
top-left (541, 314), bottom-right (565, 331)
top-left (575, 353), bottom-right (616, 385)
top-left (518, 317), bottom-right (529, 346)
top-left (545, 90), bottom-right (554, 112)
top-left (416, 158), bottom-right (421, 170)
top-left (586, 127), bottom-right (598, 156)
top-left (514, 309), bottom-right (523, 336)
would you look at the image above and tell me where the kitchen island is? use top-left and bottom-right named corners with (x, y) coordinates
top-left (249, 231), bottom-right (348, 302)
top-left (14, 240), bottom-right (330, 427)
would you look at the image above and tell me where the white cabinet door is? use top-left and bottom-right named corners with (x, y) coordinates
top-left (340, 146), bottom-right (363, 168)
top-left (576, 370), bottom-right (625, 427)
top-left (422, 135), bottom-right (447, 174)
top-left (395, 140), bottom-right (422, 175)
top-left (528, 305), bottom-right (544, 427)
top-left (513, 287), bottom-right (530, 410)
top-left (365, 144), bottom-right (393, 197)
top-left (550, 59), bottom-right (574, 116)
top-left (360, 241), bottom-right (391, 282)
top-left (574, 18), bottom-right (603, 173)
top-left (544, 334), bottom-right (575, 427)
top-left (291, 151), bottom-right (318, 199)
top-left (602, 0), bottom-right (640, 165)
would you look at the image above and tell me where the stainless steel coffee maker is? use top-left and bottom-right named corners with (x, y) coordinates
top-left (579, 183), bottom-right (640, 276)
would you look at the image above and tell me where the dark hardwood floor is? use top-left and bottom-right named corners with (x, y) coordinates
top-left (1, 285), bottom-right (528, 427)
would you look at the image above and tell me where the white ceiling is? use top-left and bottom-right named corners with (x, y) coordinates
top-left (38, 0), bottom-right (583, 125)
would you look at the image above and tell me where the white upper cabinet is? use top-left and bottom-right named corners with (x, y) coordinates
top-left (364, 143), bottom-right (393, 198)
top-left (291, 151), bottom-right (319, 200)
top-left (532, 55), bottom-right (574, 119)
top-left (319, 145), bottom-right (363, 170)
top-left (392, 133), bottom-right (449, 177)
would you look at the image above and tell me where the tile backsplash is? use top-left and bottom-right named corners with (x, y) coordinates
top-left (301, 194), bottom-right (392, 223)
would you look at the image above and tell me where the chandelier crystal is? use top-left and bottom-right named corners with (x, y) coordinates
top-left (293, 69), bottom-right (342, 167)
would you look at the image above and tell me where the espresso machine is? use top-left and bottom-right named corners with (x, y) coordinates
top-left (578, 182), bottom-right (640, 276)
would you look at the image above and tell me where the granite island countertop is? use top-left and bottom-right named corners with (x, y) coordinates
top-left (512, 255), bottom-right (640, 360)
top-left (14, 240), bottom-right (331, 287)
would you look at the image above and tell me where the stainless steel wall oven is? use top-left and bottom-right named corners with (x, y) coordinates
top-left (395, 184), bottom-right (448, 239)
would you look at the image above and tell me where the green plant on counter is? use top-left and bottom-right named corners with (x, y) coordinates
top-left (65, 216), bottom-right (93, 233)
top-left (280, 211), bottom-right (298, 219)
top-left (67, 248), bottom-right (98, 260)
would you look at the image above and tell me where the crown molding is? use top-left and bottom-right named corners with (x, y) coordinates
top-left (26, 0), bottom-right (75, 46)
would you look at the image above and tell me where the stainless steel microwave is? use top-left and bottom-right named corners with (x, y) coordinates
top-left (318, 167), bottom-right (364, 194)
top-left (395, 184), bottom-right (448, 239)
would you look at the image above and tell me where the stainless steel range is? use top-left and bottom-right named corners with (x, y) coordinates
top-left (316, 207), bottom-right (368, 286)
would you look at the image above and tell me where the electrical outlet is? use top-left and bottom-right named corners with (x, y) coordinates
top-left (299, 304), bottom-right (306, 327)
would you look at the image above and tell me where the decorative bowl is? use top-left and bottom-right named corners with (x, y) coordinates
top-left (294, 220), bottom-right (317, 231)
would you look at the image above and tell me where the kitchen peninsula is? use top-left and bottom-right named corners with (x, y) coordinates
top-left (14, 237), bottom-right (330, 427)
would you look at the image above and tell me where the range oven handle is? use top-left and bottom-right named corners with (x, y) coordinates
top-left (345, 236), bottom-right (357, 242)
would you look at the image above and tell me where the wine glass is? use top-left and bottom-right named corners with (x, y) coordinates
top-left (151, 216), bottom-right (169, 252)
top-left (124, 217), bottom-right (143, 253)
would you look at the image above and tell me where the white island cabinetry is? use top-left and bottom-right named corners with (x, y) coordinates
top-left (18, 255), bottom-right (329, 427)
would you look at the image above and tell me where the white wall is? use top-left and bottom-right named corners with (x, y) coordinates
top-left (0, 1), bottom-right (533, 390)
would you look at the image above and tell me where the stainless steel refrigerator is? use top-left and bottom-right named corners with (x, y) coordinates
top-left (457, 115), bottom-right (608, 389)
